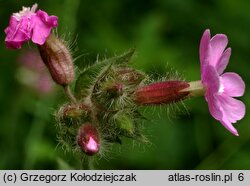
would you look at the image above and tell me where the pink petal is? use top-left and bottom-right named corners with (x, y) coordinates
top-left (205, 92), bottom-right (223, 120)
top-left (219, 120), bottom-right (239, 136)
top-left (4, 5), bottom-right (58, 49)
top-left (86, 137), bottom-right (99, 152)
top-left (31, 10), bottom-right (58, 45)
top-left (218, 95), bottom-right (245, 123)
top-left (36, 10), bottom-right (58, 27)
top-left (209, 34), bottom-right (228, 67)
top-left (221, 72), bottom-right (245, 97)
top-left (216, 48), bottom-right (231, 75)
top-left (199, 29), bottom-right (211, 66)
top-left (202, 65), bottom-right (220, 93)
top-left (4, 16), bottom-right (31, 49)
top-left (31, 17), bottom-right (52, 45)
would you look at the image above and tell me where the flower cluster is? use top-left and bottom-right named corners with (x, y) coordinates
top-left (4, 4), bottom-right (246, 163)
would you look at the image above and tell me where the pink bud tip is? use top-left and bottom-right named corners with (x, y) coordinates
top-left (77, 124), bottom-right (100, 155)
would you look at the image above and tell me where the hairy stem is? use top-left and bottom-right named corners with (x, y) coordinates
top-left (81, 158), bottom-right (94, 170)
top-left (64, 85), bottom-right (77, 103)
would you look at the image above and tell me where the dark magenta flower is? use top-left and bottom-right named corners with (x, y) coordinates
top-left (4, 4), bottom-right (58, 49)
top-left (200, 29), bottom-right (245, 136)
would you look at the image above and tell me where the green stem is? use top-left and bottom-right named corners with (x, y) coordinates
top-left (81, 157), bottom-right (95, 170)
top-left (64, 85), bottom-right (77, 103)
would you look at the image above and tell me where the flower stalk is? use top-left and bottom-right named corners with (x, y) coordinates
top-left (63, 85), bottom-right (77, 103)
top-left (180, 80), bottom-right (205, 97)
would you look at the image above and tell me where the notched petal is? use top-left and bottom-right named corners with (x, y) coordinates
top-left (216, 48), bottom-right (231, 75)
top-left (219, 95), bottom-right (245, 123)
top-left (205, 93), bottom-right (223, 121)
top-left (221, 72), bottom-right (245, 97)
top-left (199, 29), bottom-right (211, 65)
top-left (209, 34), bottom-right (228, 68)
top-left (219, 120), bottom-right (239, 136)
top-left (202, 65), bottom-right (220, 93)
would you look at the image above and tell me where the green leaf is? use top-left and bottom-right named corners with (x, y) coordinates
top-left (74, 49), bottom-right (135, 99)
top-left (103, 48), bottom-right (135, 65)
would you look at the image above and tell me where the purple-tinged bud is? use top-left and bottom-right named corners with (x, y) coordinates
top-left (77, 123), bottom-right (100, 156)
top-left (38, 34), bottom-right (75, 86)
top-left (134, 81), bottom-right (190, 105)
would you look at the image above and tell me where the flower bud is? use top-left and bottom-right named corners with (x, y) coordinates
top-left (38, 34), bottom-right (75, 86)
top-left (103, 82), bottom-right (123, 97)
top-left (134, 80), bottom-right (190, 105)
top-left (63, 103), bottom-right (89, 119)
top-left (116, 115), bottom-right (134, 135)
top-left (115, 68), bottom-right (145, 85)
top-left (77, 123), bottom-right (100, 155)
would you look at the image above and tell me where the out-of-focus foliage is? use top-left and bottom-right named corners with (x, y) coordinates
top-left (0, 0), bottom-right (250, 169)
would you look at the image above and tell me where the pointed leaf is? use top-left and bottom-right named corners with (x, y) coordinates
top-left (75, 49), bottom-right (135, 99)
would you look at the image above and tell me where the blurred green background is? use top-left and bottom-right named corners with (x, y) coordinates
top-left (0, 0), bottom-right (249, 169)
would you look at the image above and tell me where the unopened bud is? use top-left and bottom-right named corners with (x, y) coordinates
top-left (63, 103), bottom-right (89, 119)
top-left (77, 123), bottom-right (100, 155)
top-left (115, 68), bottom-right (145, 85)
top-left (38, 34), bottom-right (75, 86)
top-left (116, 115), bottom-right (134, 135)
top-left (134, 80), bottom-right (190, 105)
top-left (103, 82), bottom-right (123, 97)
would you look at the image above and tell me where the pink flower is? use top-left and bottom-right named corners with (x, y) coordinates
top-left (200, 29), bottom-right (245, 136)
top-left (4, 4), bottom-right (58, 49)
